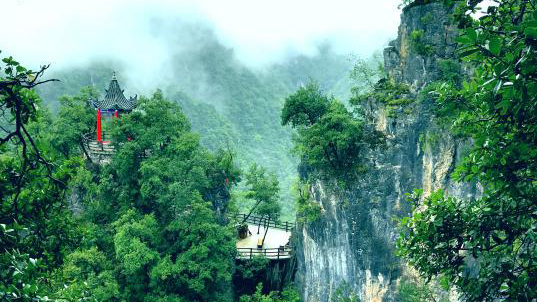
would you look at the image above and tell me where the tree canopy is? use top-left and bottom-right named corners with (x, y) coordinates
top-left (54, 91), bottom-right (242, 301)
top-left (281, 82), bottom-right (384, 181)
top-left (398, 1), bottom-right (537, 301)
top-left (0, 53), bottom-right (82, 301)
top-left (0, 50), bottom-right (300, 301)
top-left (242, 163), bottom-right (281, 221)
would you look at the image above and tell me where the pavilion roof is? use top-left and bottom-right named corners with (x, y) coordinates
top-left (93, 74), bottom-right (137, 110)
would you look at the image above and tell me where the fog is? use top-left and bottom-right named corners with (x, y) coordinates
top-left (0, 0), bottom-right (402, 217)
top-left (1, 0), bottom-right (401, 76)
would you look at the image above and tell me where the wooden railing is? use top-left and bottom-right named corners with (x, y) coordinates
top-left (237, 246), bottom-right (292, 260)
top-left (233, 213), bottom-right (295, 232)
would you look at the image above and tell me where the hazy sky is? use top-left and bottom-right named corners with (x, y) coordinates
top-left (1, 0), bottom-right (401, 72)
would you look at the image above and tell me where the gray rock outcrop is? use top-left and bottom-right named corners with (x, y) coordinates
top-left (294, 3), bottom-right (479, 301)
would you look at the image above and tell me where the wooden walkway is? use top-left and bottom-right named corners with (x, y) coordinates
top-left (234, 214), bottom-right (294, 260)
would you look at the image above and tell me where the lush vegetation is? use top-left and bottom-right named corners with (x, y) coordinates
top-left (351, 78), bottom-right (413, 117)
top-left (281, 82), bottom-right (384, 182)
top-left (241, 163), bottom-right (281, 222)
top-left (396, 277), bottom-right (449, 302)
top-left (0, 50), bottom-right (304, 300)
top-left (398, 0), bottom-right (537, 301)
top-left (7, 0), bottom-right (537, 300)
top-left (239, 284), bottom-right (300, 302)
top-left (37, 37), bottom-right (355, 222)
top-left (0, 54), bottom-right (84, 301)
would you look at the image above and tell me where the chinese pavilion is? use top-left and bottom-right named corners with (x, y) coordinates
top-left (92, 73), bottom-right (137, 143)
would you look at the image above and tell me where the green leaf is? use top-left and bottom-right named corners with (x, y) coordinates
top-left (455, 35), bottom-right (472, 44)
top-left (439, 275), bottom-right (450, 290)
top-left (495, 99), bottom-right (510, 114)
top-left (466, 28), bottom-right (477, 42)
top-left (494, 80), bottom-right (503, 96)
top-left (458, 47), bottom-right (480, 58)
top-left (524, 27), bottom-right (537, 39)
top-left (522, 20), bottom-right (537, 28)
top-left (489, 38), bottom-right (501, 56)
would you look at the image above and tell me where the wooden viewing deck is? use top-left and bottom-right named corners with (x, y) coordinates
top-left (233, 213), bottom-right (295, 232)
top-left (234, 214), bottom-right (295, 260)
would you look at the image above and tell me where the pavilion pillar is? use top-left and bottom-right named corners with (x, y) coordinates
top-left (97, 109), bottom-right (102, 142)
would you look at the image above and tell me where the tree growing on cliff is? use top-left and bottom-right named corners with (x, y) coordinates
top-left (281, 82), bottom-right (384, 182)
top-left (398, 1), bottom-right (537, 301)
top-left (55, 92), bottom-right (239, 301)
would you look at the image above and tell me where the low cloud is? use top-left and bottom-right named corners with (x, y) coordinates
top-left (1, 0), bottom-right (400, 71)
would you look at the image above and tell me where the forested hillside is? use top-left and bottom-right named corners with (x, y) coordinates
top-left (3, 0), bottom-right (535, 301)
top-left (37, 27), bottom-right (356, 219)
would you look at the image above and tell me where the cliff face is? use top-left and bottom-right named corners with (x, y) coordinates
top-left (295, 3), bottom-right (479, 302)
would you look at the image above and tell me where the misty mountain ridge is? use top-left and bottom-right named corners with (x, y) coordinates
top-left (37, 25), bottom-right (357, 219)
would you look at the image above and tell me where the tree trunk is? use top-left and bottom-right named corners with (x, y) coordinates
top-left (79, 138), bottom-right (93, 164)
top-left (262, 217), bottom-right (270, 245)
top-left (241, 199), bottom-right (263, 224)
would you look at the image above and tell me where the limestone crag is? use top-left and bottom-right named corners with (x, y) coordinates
top-left (384, 2), bottom-right (459, 89)
top-left (295, 3), bottom-right (479, 302)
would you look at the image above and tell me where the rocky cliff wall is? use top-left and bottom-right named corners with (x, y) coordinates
top-left (295, 3), bottom-right (479, 302)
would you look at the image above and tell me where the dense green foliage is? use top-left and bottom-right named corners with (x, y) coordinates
top-left (0, 55), bottom-right (82, 301)
top-left (0, 15), bottom-right (388, 301)
top-left (282, 83), bottom-right (384, 182)
top-left (398, 1), bottom-right (537, 301)
top-left (38, 37), bottom-right (354, 221)
top-left (50, 87), bottom-right (97, 158)
top-left (242, 163), bottom-right (281, 221)
top-left (55, 91), bottom-right (242, 301)
top-left (396, 277), bottom-right (449, 302)
top-left (351, 78), bottom-right (413, 117)
top-left (0, 54), bottom-right (295, 300)
top-left (239, 284), bottom-right (300, 302)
